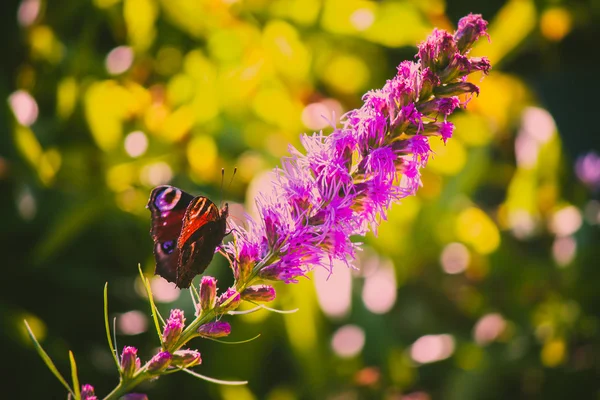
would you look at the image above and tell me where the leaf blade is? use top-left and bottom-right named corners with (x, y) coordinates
top-left (24, 320), bottom-right (74, 396)
top-left (104, 283), bottom-right (120, 370)
top-left (69, 351), bottom-right (81, 400)
top-left (181, 368), bottom-right (248, 386)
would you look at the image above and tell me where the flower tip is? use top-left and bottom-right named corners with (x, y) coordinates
top-left (120, 346), bottom-right (141, 379)
top-left (81, 384), bottom-right (97, 400)
top-left (241, 285), bottom-right (277, 303)
top-left (455, 14), bottom-right (490, 52)
top-left (216, 288), bottom-right (241, 312)
top-left (199, 276), bottom-right (218, 312)
top-left (172, 349), bottom-right (202, 368)
top-left (147, 351), bottom-right (172, 374)
top-left (197, 321), bottom-right (231, 338)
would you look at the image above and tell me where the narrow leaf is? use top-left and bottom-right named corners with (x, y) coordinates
top-left (259, 304), bottom-right (299, 314)
top-left (138, 264), bottom-right (163, 340)
top-left (104, 283), bottom-right (120, 370)
top-left (190, 284), bottom-right (200, 306)
top-left (204, 333), bottom-right (261, 345)
top-left (24, 320), bottom-right (74, 396)
top-left (181, 368), bottom-right (248, 385)
top-left (227, 306), bottom-right (261, 315)
top-left (69, 351), bottom-right (81, 400)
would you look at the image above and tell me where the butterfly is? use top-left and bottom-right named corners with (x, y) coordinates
top-left (147, 185), bottom-right (229, 289)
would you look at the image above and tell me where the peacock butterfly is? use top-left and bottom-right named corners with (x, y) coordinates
top-left (147, 185), bottom-right (228, 289)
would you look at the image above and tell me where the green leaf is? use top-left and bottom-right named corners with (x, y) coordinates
top-left (138, 264), bottom-right (163, 341)
top-left (24, 320), bottom-right (74, 396)
top-left (104, 283), bottom-right (120, 370)
top-left (181, 368), bottom-right (248, 385)
top-left (69, 351), bottom-right (81, 400)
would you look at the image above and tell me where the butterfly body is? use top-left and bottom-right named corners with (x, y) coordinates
top-left (147, 186), bottom-right (228, 288)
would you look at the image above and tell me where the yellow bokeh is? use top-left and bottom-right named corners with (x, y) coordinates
top-left (29, 25), bottom-right (64, 64)
top-left (427, 136), bottom-right (467, 176)
top-left (471, 0), bottom-right (536, 66)
top-left (269, 0), bottom-right (321, 26)
top-left (322, 54), bottom-right (369, 94)
top-left (540, 7), bottom-right (572, 42)
top-left (453, 114), bottom-right (493, 147)
top-left (160, 105), bottom-right (195, 141)
top-left (184, 51), bottom-right (221, 124)
top-left (252, 85), bottom-right (302, 129)
top-left (221, 386), bottom-right (256, 400)
top-left (14, 126), bottom-right (43, 168)
top-left (20, 314), bottom-right (47, 345)
top-left (124, 0), bottom-right (158, 52)
top-left (541, 338), bottom-right (566, 367)
top-left (282, 283), bottom-right (318, 352)
top-left (56, 77), bottom-right (78, 120)
top-left (262, 20), bottom-right (311, 81)
top-left (84, 81), bottom-right (138, 151)
top-left (362, 2), bottom-right (429, 47)
top-left (38, 148), bottom-right (62, 186)
top-left (167, 73), bottom-right (195, 107)
top-left (187, 135), bottom-right (218, 181)
top-left (456, 207), bottom-right (501, 255)
top-left (469, 72), bottom-right (529, 133)
top-left (106, 163), bottom-right (137, 192)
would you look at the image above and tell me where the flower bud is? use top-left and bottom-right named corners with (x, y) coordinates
top-left (433, 82), bottom-right (479, 98)
top-left (162, 309), bottom-right (185, 350)
top-left (241, 285), bottom-right (276, 303)
top-left (454, 13), bottom-right (489, 54)
top-left (216, 288), bottom-right (241, 312)
top-left (81, 384), bottom-right (97, 400)
top-left (172, 349), bottom-right (202, 368)
top-left (120, 346), bottom-right (141, 379)
top-left (147, 351), bottom-right (172, 374)
top-left (199, 276), bottom-right (217, 311)
top-left (197, 321), bottom-right (231, 338)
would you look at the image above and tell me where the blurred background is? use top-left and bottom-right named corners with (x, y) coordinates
top-left (2, 0), bottom-right (600, 399)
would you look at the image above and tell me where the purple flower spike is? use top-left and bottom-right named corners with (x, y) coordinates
top-left (241, 285), bottom-right (276, 303)
top-left (220, 16), bottom-right (490, 293)
top-left (197, 321), bottom-right (231, 338)
top-left (162, 309), bottom-right (185, 349)
top-left (147, 351), bottom-right (172, 374)
top-left (81, 384), bottom-right (97, 400)
top-left (120, 346), bottom-right (141, 379)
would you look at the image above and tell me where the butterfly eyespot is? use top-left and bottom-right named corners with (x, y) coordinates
top-left (159, 240), bottom-right (176, 255)
top-left (154, 187), bottom-right (182, 211)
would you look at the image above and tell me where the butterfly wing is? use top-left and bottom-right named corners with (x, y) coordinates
top-left (176, 196), bottom-right (228, 288)
top-left (147, 185), bottom-right (194, 284)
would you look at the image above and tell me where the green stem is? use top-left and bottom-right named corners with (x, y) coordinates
top-left (102, 373), bottom-right (146, 400)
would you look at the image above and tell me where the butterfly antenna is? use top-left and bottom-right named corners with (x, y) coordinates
top-left (219, 168), bottom-right (225, 206)
top-left (227, 167), bottom-right (237, 192)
